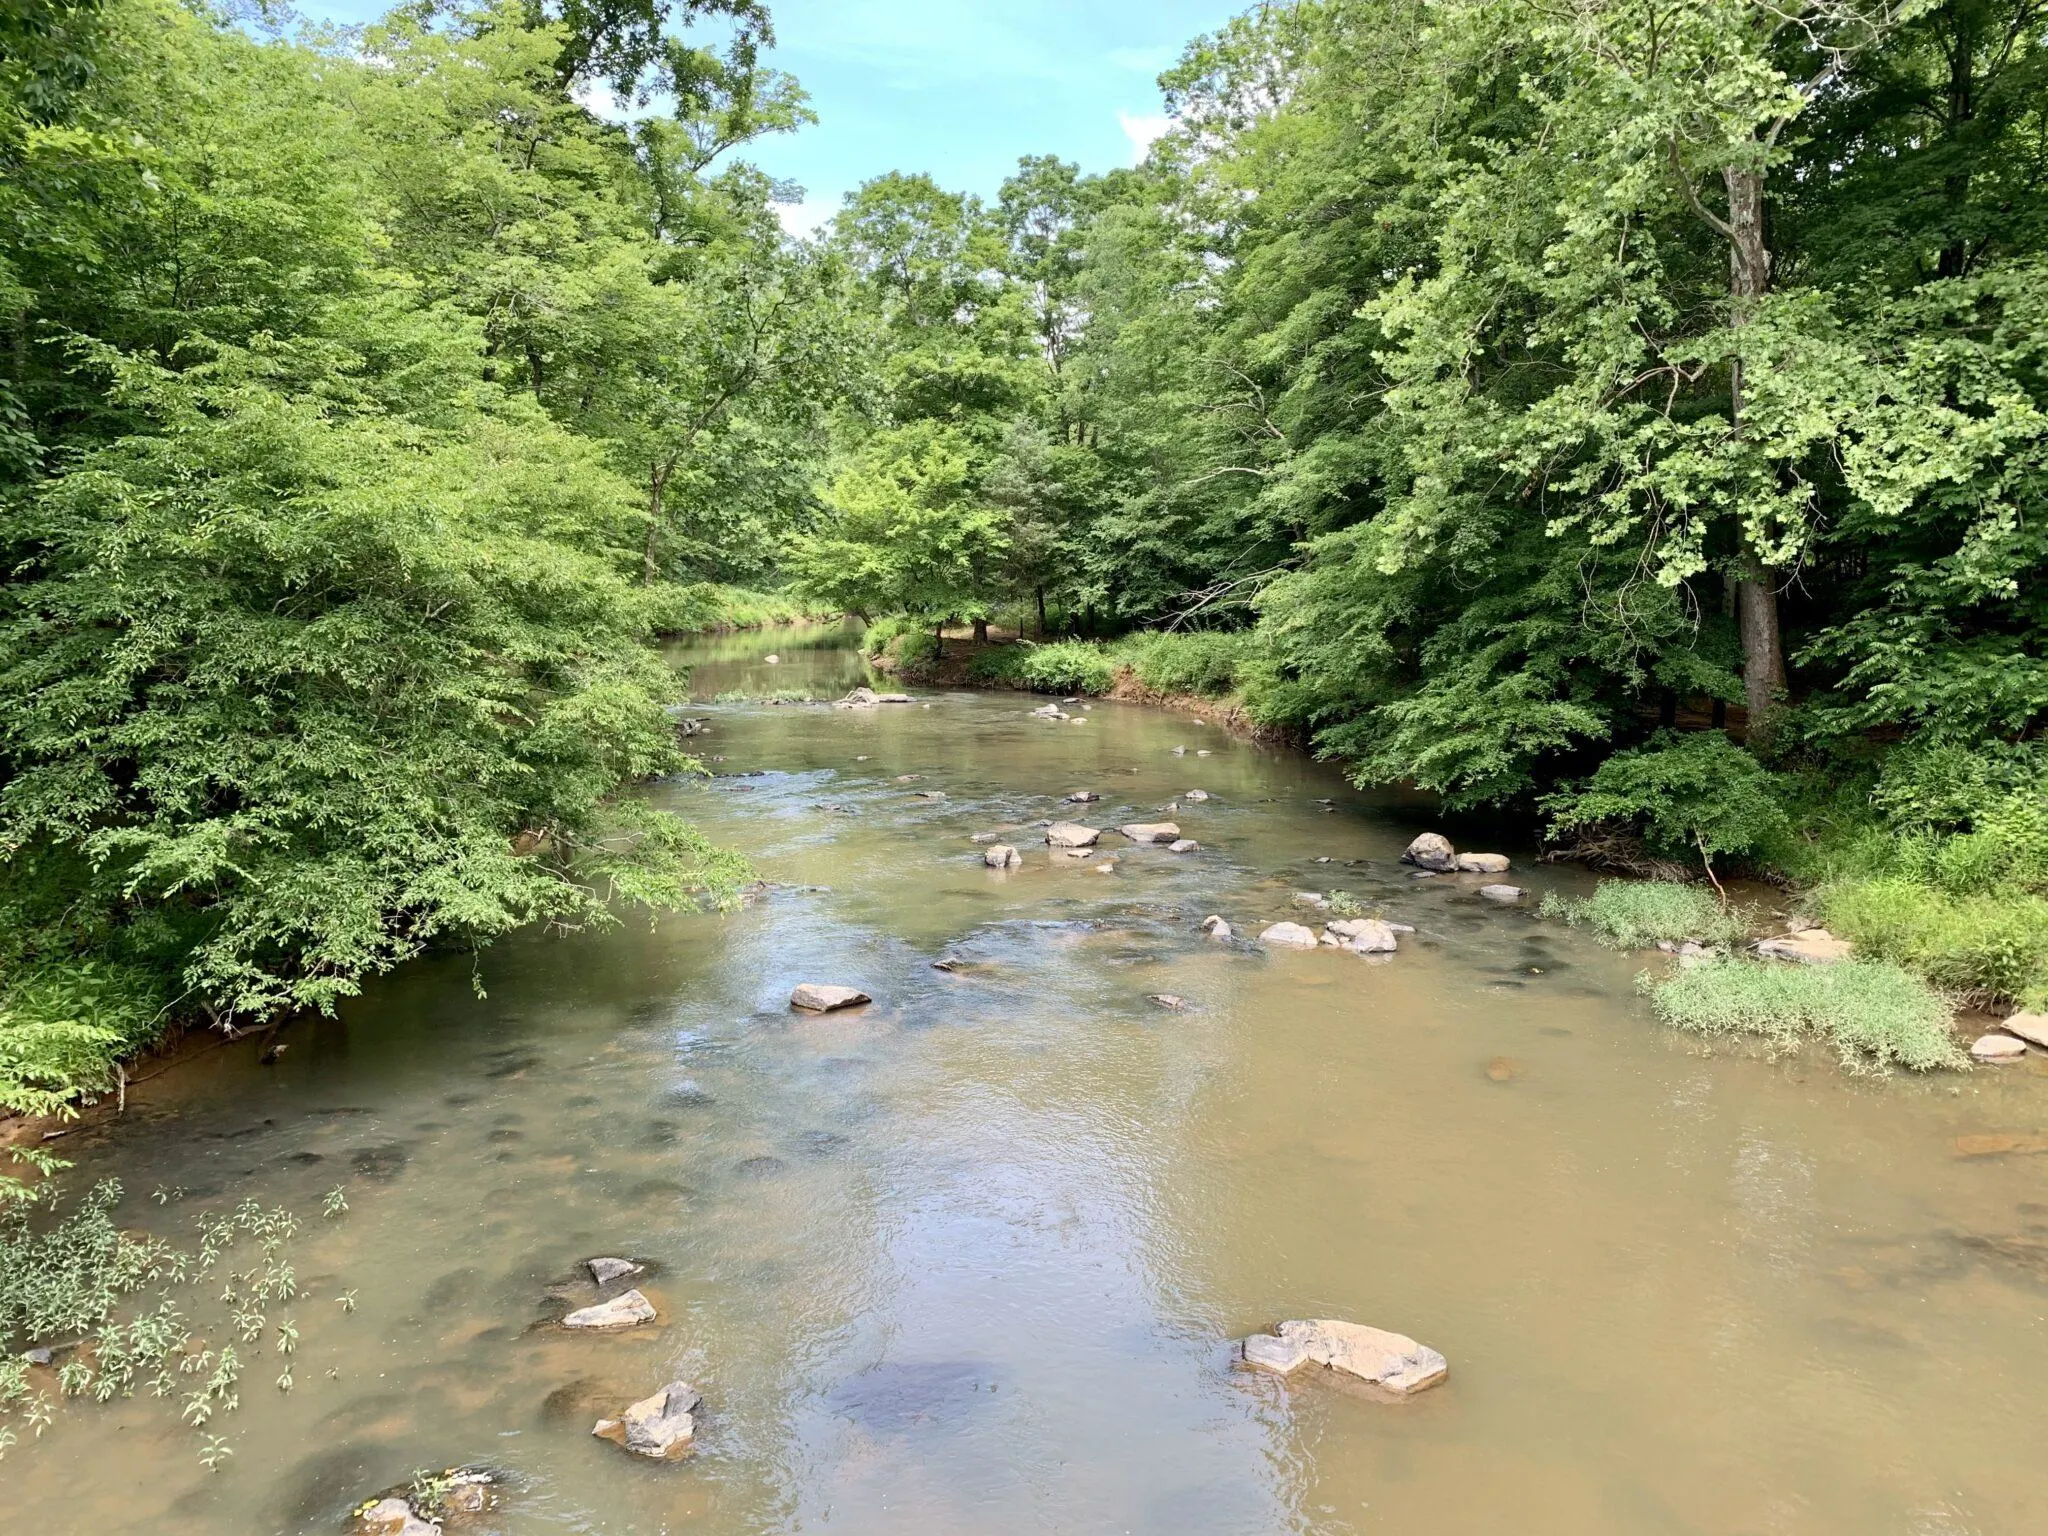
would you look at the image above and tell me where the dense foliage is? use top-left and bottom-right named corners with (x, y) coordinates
top-left (0, 0), bottom-right (851, 1125)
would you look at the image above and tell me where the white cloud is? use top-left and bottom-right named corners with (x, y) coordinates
top-left (773, 198), bottom-right (840, 239)
top-left (1117, 110), bottom-right (1171, 166)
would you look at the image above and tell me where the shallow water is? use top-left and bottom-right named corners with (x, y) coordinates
top-left (11, 626), bottom-right (2048, 1535)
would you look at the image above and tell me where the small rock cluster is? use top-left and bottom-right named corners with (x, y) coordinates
top-left (1972, 1010), bottom-right (2048, 1063)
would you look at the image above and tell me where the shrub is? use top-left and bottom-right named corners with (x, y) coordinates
top-left (1818, 877), bottom-right (2048, 1009)
top-left (1644, 957), bottom-right (1962, 1074)
top-left (1540, 880), bottom-right (1751, 949)
top-left (0, 963), bottom-right (165, 1122)
top-left (1011, 640), bottom-right (1116, 695)
top-left (636, 583), bottom-right (833, 635)
top-left (963, 645), bottom-right (1029, 684)
top-left (1110, 631), bottom-right (1257, 697)
top-left (1541, 732), bottom-right (1789, 884)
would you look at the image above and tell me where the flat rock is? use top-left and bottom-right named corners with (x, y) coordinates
top-left (1201, 915), bottom-right (1232, 940)
top-left (594, 1380), bottom-right (702, 1458)
top-left (1093, 861), bottom-right (1116, 873)
top-left (1119, 822), bottom-right (1181, 844)
top-left (790, 983), bottom-right (871, 1013)
top-left (1064, 790), bottom-right (1099, 802)
top-left (563, 1288), bottom-right (656, 1329)
top-left (984, 844), bottom-right (1022, 868)
top-left (1998, 1012), bottom-right (2048, 1050)
top-left (1168, 839), bottom-right (1199, 853)
top-left (1258, 922), bottom-right (1319, 949)
top-left (1954, 1132), bottom-right (2048, 1157)
top-left (1239, 1319), bottom-right (1447, 1395)
top-left (1292, 891), bottom-right (1331, 909)
top-left (357, 1496), bottom-right (438, 1536)
top-left (1971, 1033), bottom-right (2028, 1062)
top-left (834, 687), bottom-right (879, 710)
top-left (875, 692), bottom-right (913, 704)
top-left (586, 1257), bottom-right (642, 1286)
top-left (1183, 789), bottom-right (1209, 802)
top-left (1478, 884), bottom-right (1524, 903)
top-left (1453, 852), bottom-right (1510, 873)
top-left (1326, 918), bottom-right (1398, 953)
top-left (1755, 929), bottom-right (1852, 964)
top-left (1045, 822), bottom-right (1101, 848)
top-left (1148, 994), bottom-right (1189, 1011)
top-left (1401, 833), bottom-right (1457, 872)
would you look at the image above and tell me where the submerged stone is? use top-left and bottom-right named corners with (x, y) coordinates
top-left (586, 1257), bottom-right (641, 1286)
top-left (1478, 884), bottom-right (1524, 903)
top-left (563, 1289), bottom-right (656, 1329)
top-left (1239, 1319), bottom-right (1448, 1395)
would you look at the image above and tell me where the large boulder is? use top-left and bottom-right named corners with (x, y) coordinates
top-left (1257, 922), bottom-right (1319, 949)
top-left (563, 1288), bottom-right (656, 1329)
top-left (790, 983), bottom-right (871, 1012)
top-left (1999, 1012), bottom-right (2048, 1050)
top-left (984, 844), bottom-right (1022, 869)
top-left (593, 1381), bottom-right (702, 1459)
top-left (1453, 853), bottom-right (1510, 874)
top-left (1326, 918), bottom-right (1398, 954)
top-left (1118, 822), bottom-right (1181, 844)
top-left (1755, 929), bottom-right (1852, 964)
top-left (1045, 822), bottom-right (1101, 848)
top-left (1239, 1319), bottom-right (1448, 1395)
top-left (1401, 833), bottom-right (1457, 871)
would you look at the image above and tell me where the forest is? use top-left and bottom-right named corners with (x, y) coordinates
top-left (4, 0), bottom-right (2047, 1129)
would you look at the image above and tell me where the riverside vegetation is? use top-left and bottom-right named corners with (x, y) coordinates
top-left (2, 0), bottom-right (2046, 1464)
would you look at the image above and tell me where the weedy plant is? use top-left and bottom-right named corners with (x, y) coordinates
top-left (1643, 958), bottom-right (1964, 1075)
top-left (0, 1181), bottom-right (333, 1463)
top-left (1539, 881), bottom-right (1752, 949)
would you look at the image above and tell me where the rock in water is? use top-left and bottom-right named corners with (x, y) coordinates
top-left (1168, 839), bottom-right (1199, 853)
top-left (1258, 922), bottom-right (1319, 949)
top-left (1755, 929), bottom-right (1852, 964)
top-left (1326, 918), bottom-right (1398, 953)
top-left (876, 692), bottom-right (913, 704)
top-left (984, 844), bottom-right (1022, 868)
top-left (1401, 833), bottom-right (1457, 871)
top-left (835, 686), bottom-right (879, 710)
top-left (1201, 915), bottom-right (1232, 940)
top-left (789, 984), bottom-right (871, 1012)
top-left (356, 1496), bottom-right (439, 1536)
top-left (1184, 789), bottom-right (1209, 802)
top-left (1064, 790), bottom-right (1099, 803)
top-left (1045, 822), bottom-right (1101, 848)
top-left (593, 1380), bottom-right (702, 1458)
top-left (1453, 852), bottom-right (1510, 873)
top-left (1478, 884), bottom-right (1524, 903)
top-left (1118, 822), bottom-right (1181, 844)
top-left (763, 654), bottom-right (779, 665)
top-left (1239, 1319), bottom-right (1448, 1395)
top-left (1971, 1033), bottom-right (2028, 1063)
top-left (2000, 1012), bottom-right (2048, 1050)
top-left (563, 1288), bottom-right (656, 1329)
top-left (586, 1256), bottom-right (642, 1285)
top-left (1148, 994), bottom-right (1189, 1011)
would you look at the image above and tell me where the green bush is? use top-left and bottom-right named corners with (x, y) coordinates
top-left (1541, 732), bottom-right (1789, 881)
top-left (1109, 631), bottom-right (1257, 696)
top-left (1011, 640), bottom-right (1116, 694)
top-left (0, 963), bottom-right (165, 1122)
top-left (1540, 880), bottom-right (1751, 949)
top-left (637, 584), bottom-right (835, 635)
top-left (963, 645), bottom-right (1029, 684)
top-left (1818, 877), bottom-right (2048, 1009)
top-left (1644, 957), bottom-right (1963, 1074)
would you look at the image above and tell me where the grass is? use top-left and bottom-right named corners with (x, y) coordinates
top-left (710, 686), bottom-right (815, 704)
top-left (1644, 957), bottom-right (1963, 1074)
top-left (1539, 880), bottom-right (1751, 949)
top-left (1816, 877), bottom-right (2048, 1010)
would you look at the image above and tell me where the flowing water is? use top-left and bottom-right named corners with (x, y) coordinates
top-left (10, 624), bottom-right (2048, 1535)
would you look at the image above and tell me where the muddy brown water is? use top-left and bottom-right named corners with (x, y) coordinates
top-left (9, 625), bottom-right (2048, 1534)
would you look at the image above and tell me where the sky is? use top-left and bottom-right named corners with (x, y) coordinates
top-left (292, 1), bottom-right (1247, 234)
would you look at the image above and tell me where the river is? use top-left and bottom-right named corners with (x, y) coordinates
top-left (10, 622), bottom-right (2047, 1534)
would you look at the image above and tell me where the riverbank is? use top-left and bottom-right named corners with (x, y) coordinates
top-left (640, 582), bottom-right (845, 636)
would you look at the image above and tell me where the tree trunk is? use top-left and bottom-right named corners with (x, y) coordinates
top-left (972, 616), bottom-right (989, 644)
top-left (1035, 583), bottom-right (1047, 638)
top-left (1937, 4), bottom-right (1976, 280)
top-left (1723, 162), bottom-right (1785, 746)
top-left (933, 620), bottom-right (944, 659)
top-left (641, 465), bottom-right (665, 586)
